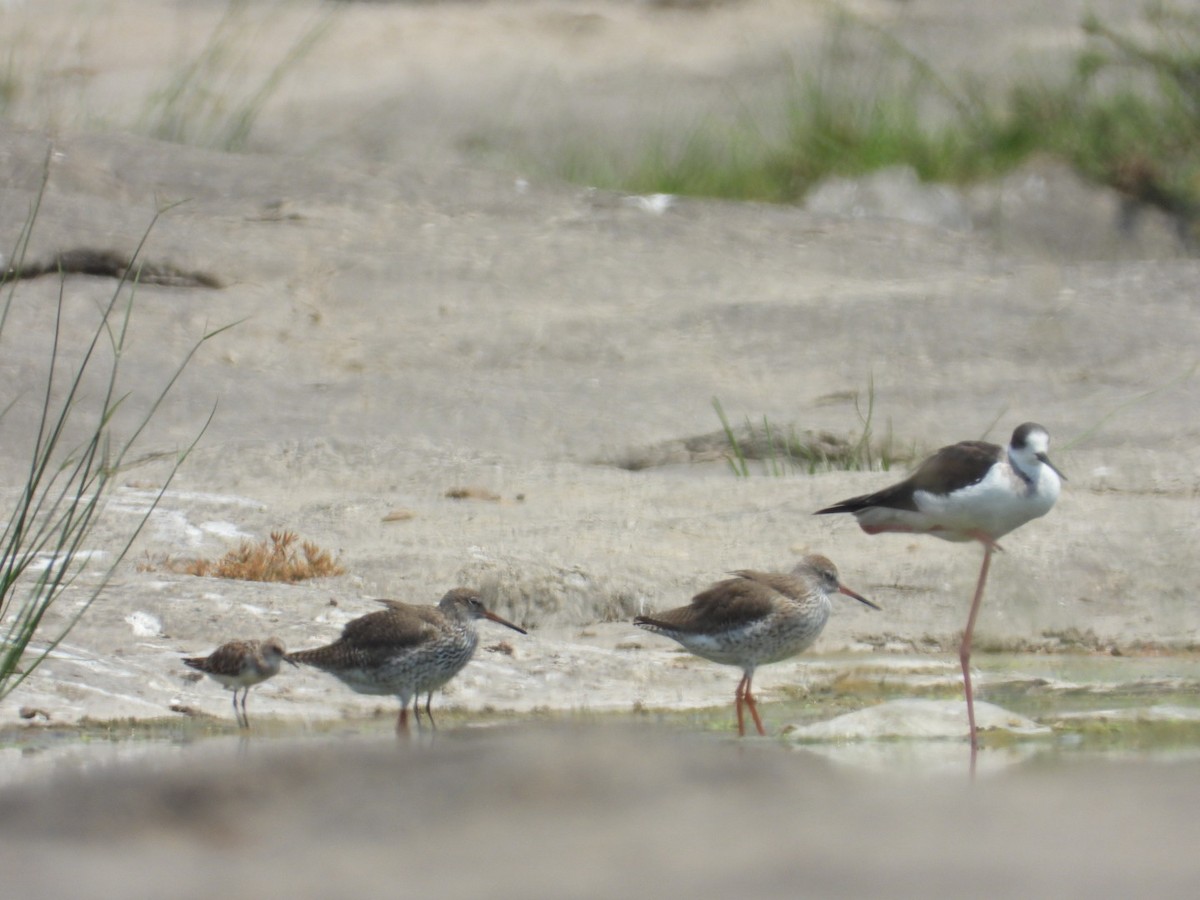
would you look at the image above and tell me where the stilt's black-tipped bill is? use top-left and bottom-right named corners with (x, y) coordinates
top-left (1037, 452), bottom-right (1066, 481)
top-left (814, 502), bottom-right (855, 516)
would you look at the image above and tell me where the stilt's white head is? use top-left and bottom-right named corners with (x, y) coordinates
top-left (1009, 422), bottom-right (1065, 484)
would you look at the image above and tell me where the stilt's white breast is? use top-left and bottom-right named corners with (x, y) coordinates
top-left (914, 454), bottom-right (1061, 540)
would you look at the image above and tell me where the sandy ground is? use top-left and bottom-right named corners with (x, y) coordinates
top-left (1, 0), bottom-right (1200, 895)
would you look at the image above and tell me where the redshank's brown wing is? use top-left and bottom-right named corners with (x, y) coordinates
top-left (637, 576), bottom-right (776, 635)
top-left (374, 598), bottom-right (472, 630)
top-left (339, 605), bottom-right (441, 649)
top-left (728, 569), bottom-right (812, 602)
top-left (289, 606), bottom-right (441, 668)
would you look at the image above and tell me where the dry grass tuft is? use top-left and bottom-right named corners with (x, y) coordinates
top-left (167, 530), bottom-right (344, 583)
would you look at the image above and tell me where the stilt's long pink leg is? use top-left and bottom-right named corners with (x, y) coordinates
top-left (960, 542), bottom-right (995, 765)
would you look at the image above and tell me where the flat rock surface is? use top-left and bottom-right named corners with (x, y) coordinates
top-left (786, 698), bottom-right (1050, 740)
top-left (1, 0), bottom-right (1200, 894)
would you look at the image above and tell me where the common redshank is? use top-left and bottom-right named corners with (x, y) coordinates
top-left (634, 555), bottom-right (878, 736)
top-left (183, 637), bottom-right (292, 728)
top-left (816, 422), bottom-right (1064, 755)
top-left (287, 587), bottom-right (526, 731)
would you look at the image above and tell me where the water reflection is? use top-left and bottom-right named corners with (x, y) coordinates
top-left (4, 652), bottom-right (1200, 785)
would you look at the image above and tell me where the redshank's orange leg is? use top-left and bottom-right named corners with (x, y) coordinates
top-left (397, 705), bottom-right (410, 733)
top-left (734, 674), bottom-right (749, 736)
top-left (743, 677), bottom-right (767, 737)
top-left (960, 541), bottom-right (995, 765)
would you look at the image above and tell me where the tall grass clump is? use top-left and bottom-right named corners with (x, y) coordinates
top-left (554, 124), bottom-right (790, 203)
top-left (140, 0), bottom-right (337, 151)
top-left (713, 379), bottom-right (908, 478)
top-left (546, 5), bottom-right (1200, 232)
top-left (0, 159), bottom-right (227, 699)
top-left (545, 14), bottom-right (1020, 204)
top-left (759, 21), bottom-right (1029, 203)
top-left (0, 1), bottom-right (335, 150)
top-left (1002, 4), bottom-right (1200, 227)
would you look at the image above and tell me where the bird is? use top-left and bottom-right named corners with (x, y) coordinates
top-left (182, 637), bottom-right (292, 728)
top-left (287, 587), bottom-right (527, 731)
top-left (634, 555), bottom-right (878, 737)
top-left (815, 421), bottom-right (1064, 757)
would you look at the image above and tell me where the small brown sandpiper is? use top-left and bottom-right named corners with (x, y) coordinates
top-left (183, 637), bottom-right (291, 728)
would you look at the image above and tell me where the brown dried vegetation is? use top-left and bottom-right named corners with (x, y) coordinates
top-left (165, 530), bottom-right (344, 583)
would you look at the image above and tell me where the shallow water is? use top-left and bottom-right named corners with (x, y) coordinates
top-left (6, 652), bottom-right (1200, 786)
